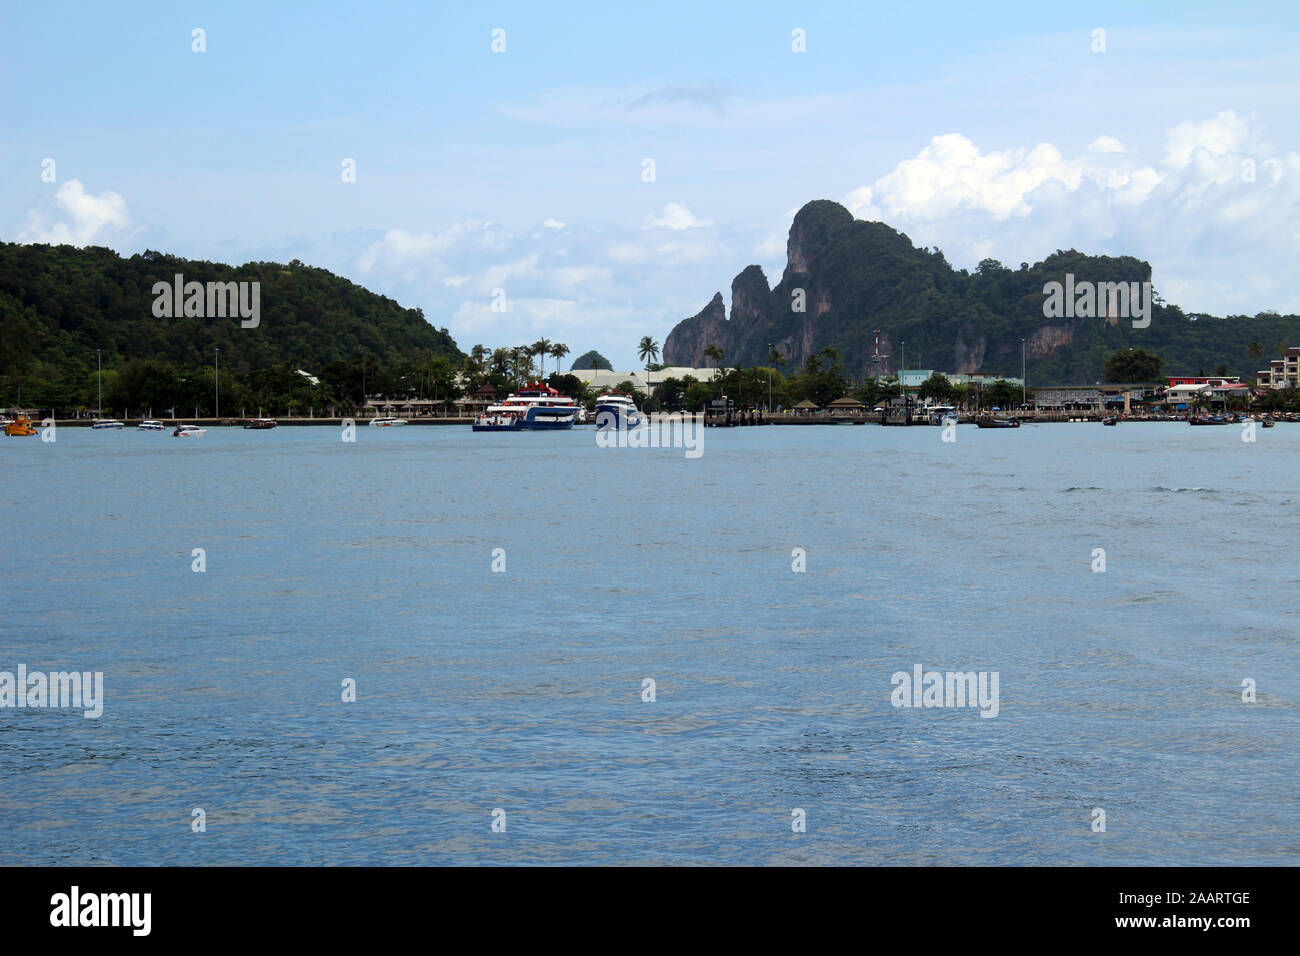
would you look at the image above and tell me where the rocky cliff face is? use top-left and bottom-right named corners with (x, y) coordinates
top-left (660, 199), bottom-right (1201, 383)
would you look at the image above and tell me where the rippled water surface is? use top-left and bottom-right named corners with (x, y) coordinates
top-left (2, 422), bottom-right (1297, 864)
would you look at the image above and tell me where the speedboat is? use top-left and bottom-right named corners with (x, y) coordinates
top-left (369, 418), bottom-right (408, 427)
top-left (1102, 416), bottom-right (1119, 426)
top-left (91, 419), bottom-right (125, 429)
top-left (472, 383), bottom-right (580, 431)
top-left (138, 420), bottom-right (166, 431)
top-left (172, 424), bottom-right (206, 437)
top-left (1261, 417), bottom-right (1276, 428)
top-left (594, 391), bottom-right (644, 429)
top-left (243, 418), bottom-right (278, 429)
top-left (976, 418), bottom-right (1020, 429)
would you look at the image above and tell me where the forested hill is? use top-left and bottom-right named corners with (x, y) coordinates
top-left (663, 200), bottom-right (1300, 383)
top-left (0, 243), bottom-right (460, 405)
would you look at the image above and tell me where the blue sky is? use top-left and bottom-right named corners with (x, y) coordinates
top-left (4, 1), bottom-right (1299, 368)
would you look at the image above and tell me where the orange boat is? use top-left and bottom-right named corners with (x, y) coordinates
top-left (3, 416), bottom-right (37, 437)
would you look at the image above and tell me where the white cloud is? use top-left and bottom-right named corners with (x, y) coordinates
top-left (543, 219), bottom-right (566, 230)
top-left (845, 134), bottom-right (1091, 221)
top-left (644, 202), bottom-right (713, 231)
top-left (843, 111), bottom-right (1299, 316)
top-left (443, 275), bottom-right (469, 288)
top-left (1164, 110), bottom-right (1249, 168)
top-left (1089, 136), bottom-right (1126, 153)
top-left (21, 179), bottom-right (129, 246)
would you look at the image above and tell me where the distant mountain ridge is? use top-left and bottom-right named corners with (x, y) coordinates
top-left (663, 200), bottom-right (1299, 382)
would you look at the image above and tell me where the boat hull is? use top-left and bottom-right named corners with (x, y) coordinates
top-left (595, 405), bottom-right (644, 429)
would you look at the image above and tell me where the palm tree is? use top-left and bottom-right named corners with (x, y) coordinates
top-left (1248, 341), bottom-right (1264, 362)
top-left (490, 348), bottom-right (510, 376)
top-left (768, 347), bottom-right (785, 368)
top-left (550, 343), bottom-right (569, 375)
top-left (637, 336), bottom-right (660, 366)
top-left (531, 338), bottom-right (552, 379)
top-left (820, 347), bottom-right (839, 366)
top-left (703, 344), bottom-right (723, 368)
top-left (509, 346), bottom-right (530, 381)
top-left (637, 337), bottom-right (660, 400)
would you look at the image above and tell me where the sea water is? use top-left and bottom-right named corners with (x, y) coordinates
top-left (1, 423), bottom-right (1296, 864)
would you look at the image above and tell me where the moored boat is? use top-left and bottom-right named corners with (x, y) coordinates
top-left (3, 416), bottom-right (37, 437)
top-left (975, 418), bottom-right (1020, 429)
top-left (1188, 415), bottom-right (1227, 425)
top-left (1103, 416), bottom-right (1119, 426)
top-left (172, 424), bottom-right (206, 437)
top-left (91, 419), bottom-right (125, 429)
top-left (368, 418), bottom-right (408, 427)
top-left (243, 418), bottom-right (278, 429)
top-left (1261, 417), bottom-right (1276, 428)
top-left (472, 383), bottom-right (580, 431)
top-left (594, 391), bottom-right (644, 429)
top-left (138, 420), bottom-right (166, 431)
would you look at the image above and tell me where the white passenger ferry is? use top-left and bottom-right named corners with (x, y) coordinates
top-left (473, 383), bottom-right (580, 431)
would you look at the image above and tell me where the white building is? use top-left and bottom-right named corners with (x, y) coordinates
top-left (1257, 348), bottom-right (1300, 389)
top-left (570, 367), bottom-right (722, 396)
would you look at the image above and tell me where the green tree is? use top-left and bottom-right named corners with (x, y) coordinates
top-left (637, 336), bottom-right (660, 365)
top-left (917, 373), bottom-right (957, 405)
top-left (1103, 348), bottom-right (1163, 383)
top-left (549, 343), bottom-right (569, 374)
top-left (531, 338), bottom-right (552, 378)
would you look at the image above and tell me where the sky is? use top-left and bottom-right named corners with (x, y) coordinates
top-left (3, 1), bottom-right (1299, 369)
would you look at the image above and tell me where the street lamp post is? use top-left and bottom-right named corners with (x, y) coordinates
top-left (96, 349), bottom-right (102, 418)
top-left (766, 342), bottom-right (773, 411)
top-left (214, 347), bottom-right (221, 420)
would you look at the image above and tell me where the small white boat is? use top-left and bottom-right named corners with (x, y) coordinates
top-left (91, 419), bottom-right (125, 429)
top-left (138, 420), bottom-right (166, 431)
top-left (369, 418), bottom-right (408, 427)
top-left (172, 424), bottom-right (206, 437)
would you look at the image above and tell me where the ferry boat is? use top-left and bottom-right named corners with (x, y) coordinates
top-left (3, 416), bottom-right (37, 437)
top-left (138, 420), bottom-right (166, 431)
top-left (243, 418), bottom-right (278, 430)
top-left (368, 418), bottom-right (408, 427)
top-left (594, 391), bottom-right (644, 429)
top-left (172, 424), bottom-right (206, 437)
top-left (473, 383), bottom-right (580, 431)
top-left (91, 419), bottom-right (125, 429)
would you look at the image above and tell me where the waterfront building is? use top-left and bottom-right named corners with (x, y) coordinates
top-left (1256, 348), bottom-right (1300, 390)
top-left (571, 366), bottom-right (722, 396)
